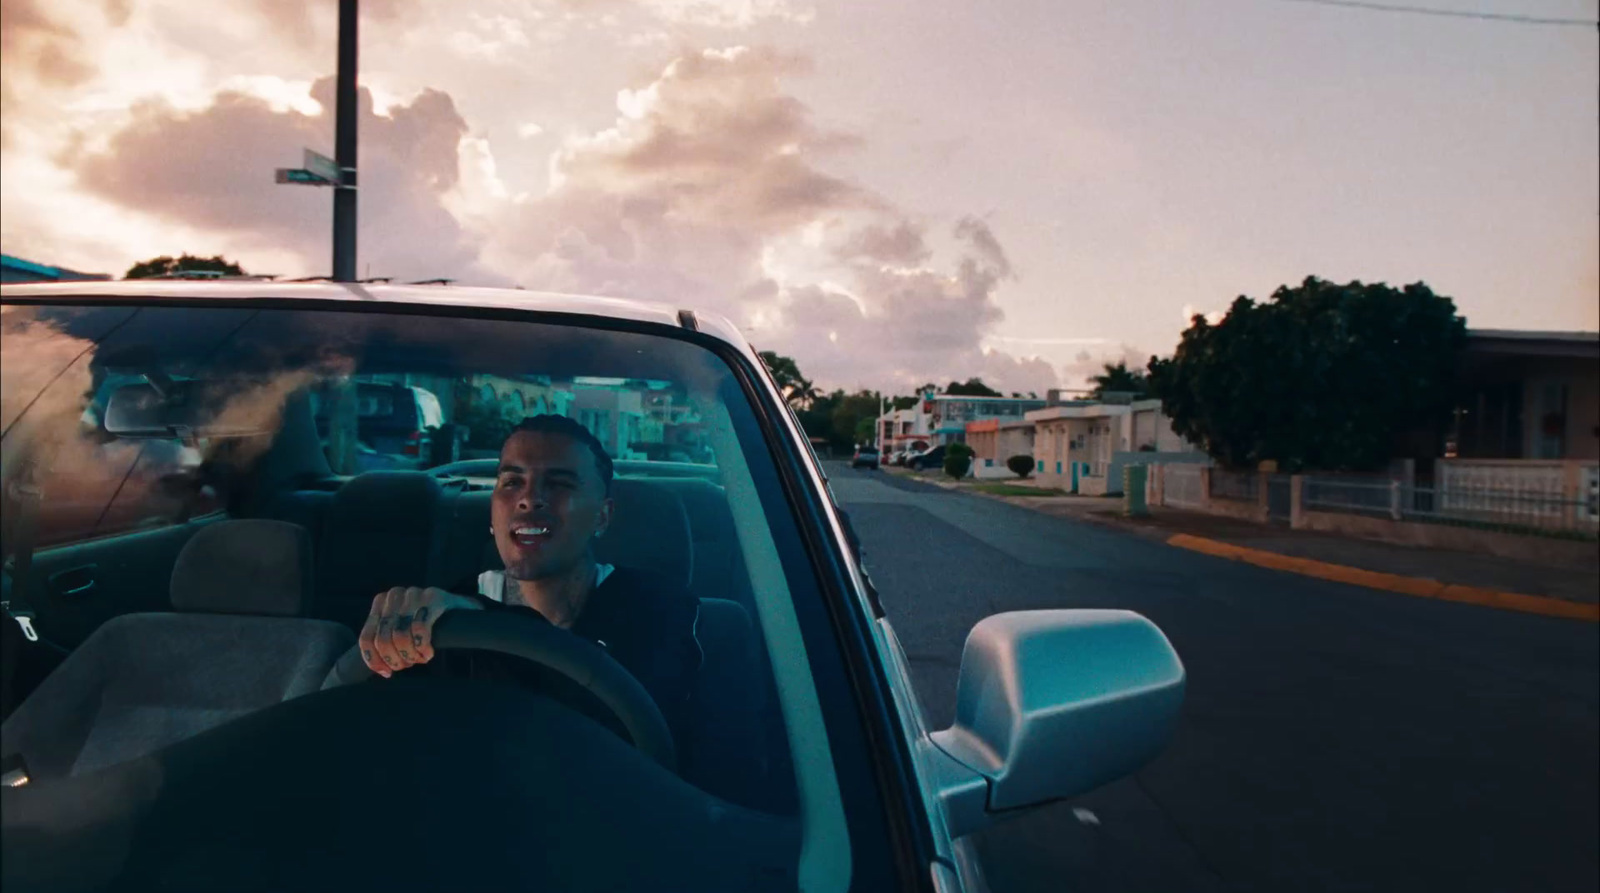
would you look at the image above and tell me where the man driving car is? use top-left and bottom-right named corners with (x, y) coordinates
top-left (358, 414), bottom-right (703, 741)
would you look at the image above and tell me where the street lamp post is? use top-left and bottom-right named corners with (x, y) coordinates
top-left (331, 0), bottom-right (359, 282)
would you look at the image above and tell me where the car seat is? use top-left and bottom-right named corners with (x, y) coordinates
top-left (314, 471), bottom-right (451, 630)
top-left (0, 520), bottom-right (353, 780)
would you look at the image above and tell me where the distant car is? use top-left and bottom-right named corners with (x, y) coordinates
top-left (907, 445), bottom-right (946, 471)
top-left (313, 381), bottom-right (450, 469)
top-left (851, 447), bottom-right (880, 469)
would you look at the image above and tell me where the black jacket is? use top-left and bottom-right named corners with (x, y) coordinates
top-left (425, 566), bottom-right (702, 750)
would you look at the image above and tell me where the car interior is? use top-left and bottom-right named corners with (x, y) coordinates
top-left (1, 303), bottom-right (824, 890)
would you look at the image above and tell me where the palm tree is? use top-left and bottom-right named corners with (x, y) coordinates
top-left (759, 351), bottom-right (820, 408)
top-left (789, 376), bottom-right (821, 409)
top-left (1090, 361), bottom-right (1149, 399)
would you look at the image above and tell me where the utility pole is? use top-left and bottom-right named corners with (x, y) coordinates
top-left (331, 0), bottom-right (359, 281)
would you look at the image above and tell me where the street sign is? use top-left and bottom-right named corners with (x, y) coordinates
top-left (303, 148), bottom-right (341, 185)
top-left (275, 168), bottom-right (333, 185)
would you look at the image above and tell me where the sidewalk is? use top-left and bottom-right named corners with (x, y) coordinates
top-left (903, 469), bottom-right (1599, 619)
top-left (1109, 507), bottom-right (1597, 604)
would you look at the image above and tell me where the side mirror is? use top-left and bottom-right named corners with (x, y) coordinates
top-left (929, 609), bottom-right (1184, 837)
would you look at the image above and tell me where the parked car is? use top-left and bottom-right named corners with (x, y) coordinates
top-left (850, 446), bottom-right (881, 469)
top-left (0, 280), bottom-right (1185, 892)
top-left (312, 381), bottom-right (452, 470)
top-left (907, 444), bottom-right (947, 471)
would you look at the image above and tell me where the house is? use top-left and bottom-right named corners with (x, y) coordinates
top-left (878, 407), bottom-right (932, 456)
top-left (1445, 330), bottom-right (1599, 462)
top-left (1433, 329), bottom-right (1599, 504)
top-left (923, 392), bottom-right (1046, 446)
top-left (570, 386), bottom-right (651, 460)
top-left (1, 254), bottom-right (112, 283)
top-left (964, 419), bottom-right (1036, 479)
top-left (1028, 398), bottom-right (1204, 494)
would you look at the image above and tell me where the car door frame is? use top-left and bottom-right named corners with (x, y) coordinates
top-left (2, 292), bottom-right (943, 891)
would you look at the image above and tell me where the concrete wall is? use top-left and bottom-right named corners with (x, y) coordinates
top-left (1147, 462), bottom-right (1597, 565)
top-left (1103, 451), bottom-right (1210, 495)
top-left (973, 456), bottom-right (1017, 479)
top-left (1078, 474), bottom-right (1111, 496)
top-left (967, 428), bottom-right (999, 461)
top-left (997, 427), bottom-right (1035, 466)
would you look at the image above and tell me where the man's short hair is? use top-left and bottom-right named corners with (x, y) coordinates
top-left (509, 414), bottom-right (614, 495)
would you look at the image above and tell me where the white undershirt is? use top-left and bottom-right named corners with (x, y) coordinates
top-left (476, 563), bottom-right (614, 604)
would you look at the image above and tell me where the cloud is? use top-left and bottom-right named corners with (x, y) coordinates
top-left (469, 46), bottom-right (1056, 393)
top-left (953, 216), bottom-right (1012, 279)
top-left (1058, 344), bottom-right (1150, 390)
top-left (0, 0), bottom-right (96, 88)
top-left (26, 34), bottom-right (1055, 393)
top-left (1181, 303), bottom-right (1225, 326)
top-left (70, 77), bottom-right (503, 282)
top-left (636, 0), bottom-right (815, 28)
top-left (0, 0), bottom-right (106, 147)
top-left (836, 221), bottom-right (930, 267)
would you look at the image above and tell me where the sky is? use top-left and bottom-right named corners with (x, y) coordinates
top-left (2, 0), bottom-right (1595, 395)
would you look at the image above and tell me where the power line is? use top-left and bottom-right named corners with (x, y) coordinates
top-left (1270, 0), bottom-right (1598, 27)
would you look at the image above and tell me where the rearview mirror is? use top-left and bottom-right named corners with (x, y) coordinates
top-left (930, 609), bottom-right (1184, 837)
top-left (103, 380), bottom-right (274, 438)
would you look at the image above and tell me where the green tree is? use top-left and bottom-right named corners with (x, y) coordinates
top-left (854, 416), bottom-right (875, 444)
top-left (944, 442), bottom-right (974, 479)
top-left (758, 351), bottom-right (820, 408)
top-left (944, 377), bottom-right (1002, 397)
top-left (796, 389), bottom-right (842, 446)
top-left (124, 254), bottom-right (247, 279)
top-left (1147, 276), bottom-right (1467, 472)
top-left (1089, 361), bottom-right (1149, 399)
top-left (830, 390), bottom-right (882, 450)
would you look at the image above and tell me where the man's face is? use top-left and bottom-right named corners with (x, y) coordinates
top-left (491, 431), bottom-right (612, 581)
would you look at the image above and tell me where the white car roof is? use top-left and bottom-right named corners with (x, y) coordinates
top-left (0, 279), bottom-right (751, 352)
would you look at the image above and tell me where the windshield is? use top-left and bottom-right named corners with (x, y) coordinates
top-left (0, 300), bottom-right (860, 890)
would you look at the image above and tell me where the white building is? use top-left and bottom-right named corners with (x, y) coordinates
top-left (1028, 398), bottom-right (1202, 494)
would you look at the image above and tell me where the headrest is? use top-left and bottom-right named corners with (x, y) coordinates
top-left (324, 471), bottom-right (444, 525)
top-left (317, 472), bottom-right (446, 627)
top-left (171, 519), bottom-right (313, 616)
top-left (480, 478), bottom-right (694, 591)
top-left (599, 479), bottom-right (694, 589)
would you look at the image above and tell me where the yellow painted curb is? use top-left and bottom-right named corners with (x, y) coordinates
top-left (1166, 533), bottom-right (1599, 623)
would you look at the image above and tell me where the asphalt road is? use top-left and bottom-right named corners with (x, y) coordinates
top-left (825, 462), bottom-right (1599, 893)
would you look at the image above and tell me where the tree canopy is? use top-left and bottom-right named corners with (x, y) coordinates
top-left (124, 254), bottom-right (246, 279)
top-left (1089, 361), bottom-right (1149, 399)
top-left (1147, 276), bottom-right (1466, 472)
top-left (758, 351), bottom-right (820, 408)
top-left (944, 377), bottom-right (1002, 397)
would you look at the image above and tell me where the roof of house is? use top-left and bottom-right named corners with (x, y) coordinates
top-left (1466, 328), bottom-right (1599, 359)
top-left (1025, 402), bottom-right (1132, 422)
top-left (1468, 328), bottom-right (1599, 343)
top-left (1, 254), bottom-right (112, 281)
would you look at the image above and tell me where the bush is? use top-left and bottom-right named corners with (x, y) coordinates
top-left (1005, 454), bottom-right (1034, 478)
top-left (944, 454), bottom-right (972, 479)
top-left (947, 442), bottom-right (975, 459)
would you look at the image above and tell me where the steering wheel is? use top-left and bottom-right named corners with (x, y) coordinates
top-left (326, 609), bottom-right (677, 772)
